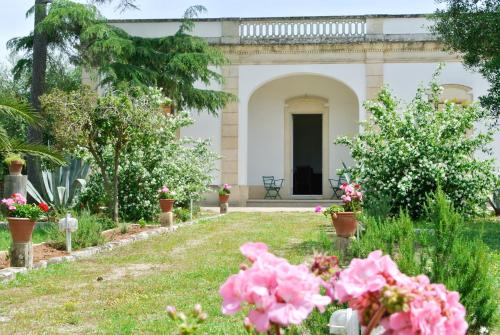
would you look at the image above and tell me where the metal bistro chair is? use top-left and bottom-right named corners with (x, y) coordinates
top-left (329, 175), bottom-right (348, 199)
top-left (262, 176), bottom-right (284, 199)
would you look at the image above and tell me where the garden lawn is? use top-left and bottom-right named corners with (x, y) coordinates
top-left (0, 212), bottom-right (330, 335)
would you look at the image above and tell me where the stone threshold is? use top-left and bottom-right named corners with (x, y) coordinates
top-left (0, 214), bottom-right (224, 283)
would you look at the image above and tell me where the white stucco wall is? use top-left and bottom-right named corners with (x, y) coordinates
top-left (180, 75), bottom-right (222, 185)
top-left (110, 21), bottom-right (222, 38)
top-left (384, 62), bottom-right (499, 169)
top-left (382, 18), bottom-right (432, 35)
top-left (239, 64), bottom-right (366, 185)
top-left (246, 73), bottom-right (359, 186)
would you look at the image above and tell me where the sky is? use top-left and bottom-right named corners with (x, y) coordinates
top-left (0, 0), bottom-right (443, 61)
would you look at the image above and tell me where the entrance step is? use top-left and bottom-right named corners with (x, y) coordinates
top-left (246, 199), bottom-right (342, 208)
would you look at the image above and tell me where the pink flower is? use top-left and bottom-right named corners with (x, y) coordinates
top-left (240, 242), bottom-right (268, 262)
top-left (223, 183), bottom-right (232, 190)
top-left (333, 251), bottom-right (467, 335)
top-left (341, 195), bottom-right (352, 203)
top-left (12, 193), bottom-right (26, 204)
top-left (314, 205), bottom-right (323, 213)
top-left (2, 193), bottom-right (27, 211)
top-left (220, 243), bottom-right (332, 332)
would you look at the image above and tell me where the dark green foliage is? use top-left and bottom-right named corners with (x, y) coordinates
top-left (48, 211), bottom-right (106, 250)
top-left (351, 211), bottom-right (421, 276)
top-left (174, 207), bottom-right (191, 223)
top-left (363, 192), bottom-right (393, 221)
top-left (432, 0), bottom-right (500, 120)
top-left (421, 189), bottom-right (497, 332)
top-left (9, 1), bottom-right (233, 114)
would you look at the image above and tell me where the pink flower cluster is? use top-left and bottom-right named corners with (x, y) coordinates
top-left (219, 242), bottom-right (331, 333)
top-left (1, 193), bottom-right (27, 211)
top-left (223, 183), bottom-right (231, 190)
top-left (333, 250), bottom-right (468, 335)
top-left (340, 182), bottom-right (362, 204)
top-left (158, 186), bottom-right (170, 194)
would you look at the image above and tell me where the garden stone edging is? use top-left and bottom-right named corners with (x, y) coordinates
top-left (0, 214), bottom-right (224, 283)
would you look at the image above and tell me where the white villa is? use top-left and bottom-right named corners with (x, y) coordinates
top-left (109, 14), bottom-right (499, 206)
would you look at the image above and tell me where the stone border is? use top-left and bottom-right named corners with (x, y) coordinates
top-left (0, 214), bottom-right (224, 283)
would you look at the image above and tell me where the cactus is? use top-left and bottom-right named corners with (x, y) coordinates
top-left (27, 157), bottom-right (90, 210)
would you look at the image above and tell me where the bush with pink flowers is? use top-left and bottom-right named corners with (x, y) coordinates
top-left (218, 183), bottom-right (231, 196)
top-left (333, 250), bottom-right (468, 335)
top-left (220, 243), bottom-right (469, 335)
top-left (219, 242), bottom-right (331, 334)
top-left (1, 193), bottom-right (49, 221)
top-left (322, 182), bottom-right (363, 217)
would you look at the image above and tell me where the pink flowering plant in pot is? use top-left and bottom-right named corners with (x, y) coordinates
top-left (320, 183), bottom-right (363, 237)
top-left (158, 186), bottom-right (176, 212)
top-left (218, 184), bottom-right (231, 203)
top-left (1, 193), bottom-right (49, 243)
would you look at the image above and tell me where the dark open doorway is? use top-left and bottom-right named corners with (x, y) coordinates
top-left (292, 114), bottom-right (322, 195)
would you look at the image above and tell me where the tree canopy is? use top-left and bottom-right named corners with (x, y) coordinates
top-left (9, 1), bottom-right (233, 114)
top-left (432, 0), bottom-right (500, 121)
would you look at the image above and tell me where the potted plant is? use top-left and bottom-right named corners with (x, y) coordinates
top-left (218, 184), bottom-right (231, 203)
top-left (322, 183), bottom-right (362, 237)
top-left (1, 193), bottom-right (49, 243)
top-left (4, 153), bottom-right (25, 176)
top-left (158, 186), bottom-right (176, 212)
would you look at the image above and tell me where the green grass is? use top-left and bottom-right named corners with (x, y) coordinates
top-left (0, 224), bottom-right (52, 251)
top-left (0, 212), bottom-right (331, 334)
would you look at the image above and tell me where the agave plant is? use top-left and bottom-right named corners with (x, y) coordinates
top-left (27, 157), bottom-right (90, 210)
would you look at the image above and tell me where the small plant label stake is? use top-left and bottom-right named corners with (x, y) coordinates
top-left (58, 213), bottom-right (78, 252)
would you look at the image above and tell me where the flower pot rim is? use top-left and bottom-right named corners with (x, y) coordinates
top-left (7, 217), bottom-right (33, 221)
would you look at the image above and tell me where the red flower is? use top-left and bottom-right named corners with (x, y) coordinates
top-left (38, 202), bottom-right (49, 213)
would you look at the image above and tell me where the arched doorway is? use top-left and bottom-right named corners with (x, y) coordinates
top-left (247, 74), bottom-right (358, 199)
top-left (284, 96), bottom-right (329, 198)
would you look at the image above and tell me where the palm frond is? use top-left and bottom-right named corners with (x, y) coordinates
top-left (8, 140), bottom-right (65, 165)
top-left (0, 96), bottom-right (41, 126)
top-left (0, 126), bottom-right (12, 153)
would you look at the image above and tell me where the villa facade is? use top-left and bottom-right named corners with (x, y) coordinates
top-left (109, 15), bottom-right (499, 205)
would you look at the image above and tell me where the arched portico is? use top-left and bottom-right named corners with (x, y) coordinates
top-left (245, 74), bottom-right (359, 200)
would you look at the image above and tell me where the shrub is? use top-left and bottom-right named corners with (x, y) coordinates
top-left (336, 68), bottom-right (496, 218)
top-left (48, 211), bottom-right (104, 250)
top-left (137, 218), bottom-right (146, 228)
top-left (174, 207), bottom-right (191, 222)
top-left (79, 111), bottom-right (218, 221)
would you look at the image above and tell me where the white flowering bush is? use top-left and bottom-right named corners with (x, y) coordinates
top-left (336, 70), bottom-right (497, 217)
top-left (80, 111), bottom-right (218, 221)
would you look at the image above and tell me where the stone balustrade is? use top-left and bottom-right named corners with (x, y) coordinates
top-left (239, 17), bottom-right (366, 43)
top-left (109, 14), bottom-right (435, 45)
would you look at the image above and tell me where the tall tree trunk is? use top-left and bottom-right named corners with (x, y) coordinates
top-left (27, 0), bottom-right (49, 194)
top-left (111, 144), bottom-right (121, 223)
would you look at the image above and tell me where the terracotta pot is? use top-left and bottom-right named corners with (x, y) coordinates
top-left (159, 199), bottom-right (175, 212)
top-left (331, 212), bottom-right (357, 237)
top-left (162, 104), bottom-right (173, 115)
top-left (8, 160), bottom-right (24, 175)
top-left (219, 194), bottom-right (230, 204)
top-left (7, 217), bottom-right (36, 243)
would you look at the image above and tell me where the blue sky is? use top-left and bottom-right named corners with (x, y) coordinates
top-left (0, 0), bottom-right (443, 61)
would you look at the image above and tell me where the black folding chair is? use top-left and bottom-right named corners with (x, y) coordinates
top-left (262, 176), bottom-right (284, 199)
top-left (329, 175), bottom-right (347, 199)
